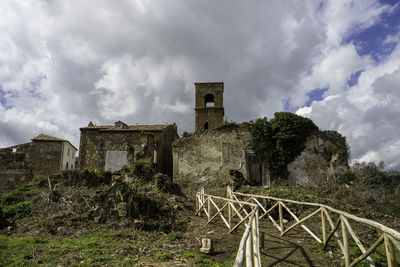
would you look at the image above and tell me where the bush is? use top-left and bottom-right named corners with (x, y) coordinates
top-left (249, 112), bottom-right (319, 179)
top-left (3, 200), bottom-right (32, 219)
top-left (31, 175), bottom-right (45, 184)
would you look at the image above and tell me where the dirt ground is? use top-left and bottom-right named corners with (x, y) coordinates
top-left (1, 171), bottom-right (399, 266)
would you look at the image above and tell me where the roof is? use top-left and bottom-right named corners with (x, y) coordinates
top-left (32, 134), bottom-right (67, 142)
top-left (80, 124), bottom-right (174, 132)
top-left (32, 134), bottom-right (78, 150)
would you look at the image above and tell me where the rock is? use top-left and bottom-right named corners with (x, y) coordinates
top-left (200, 237), bottom-right (213, 254)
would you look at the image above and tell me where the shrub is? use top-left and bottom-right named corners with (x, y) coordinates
top-left (3, 200), bottom-right (32, 219)
top-left (166, 231), bottom-right (184, 241)
top-left (249, 112), bottom-right (319, 179)
top-left (31, 175), bottom-right (45, 184)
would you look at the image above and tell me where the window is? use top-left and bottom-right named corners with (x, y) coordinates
top-left (204, 122), bottom-right (209, 130)
top-left (66, 162), bottom-right (69, 169)
top-left (40, 147), bottom-right (43, 156)
top-left (67, 148), bottom-right (69, 156)
top-left (204, 94), bottom-right (215, 107)
top-left (12, 148), bottom-right (17, 153)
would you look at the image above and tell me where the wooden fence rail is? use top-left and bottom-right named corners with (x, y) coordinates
top-left (196, 187), bottom-right (261, 266)
top-left (229, 186), bottom-right (400, 267)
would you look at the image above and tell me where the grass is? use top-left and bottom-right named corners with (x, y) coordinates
top-left (181, 252), bottom-right (237, 267)
top-left (316, 237), bottom-right (400, 267)
top-left (166, 231), bottom-right (184, 241)
top-left (0, 231), bottom-right (140, 266)
top-left (156, 252), bottom-right (173, 261)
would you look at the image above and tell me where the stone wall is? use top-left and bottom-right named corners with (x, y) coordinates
top-left (195, 82), bottom-right (224, 132)
top-left (173, 125), bottom-right (264, 188)
top-left (30, 141), bottom-right (63, 176)
top-left (79, 125), bottom-right (177, 176)
top-left (173, 125), bottom-right (349, 189)
top-left (0, 148), bottom-right (33, 193)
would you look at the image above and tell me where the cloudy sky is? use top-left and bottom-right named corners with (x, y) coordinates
top-left (1, 0), bottom-right (400, 168)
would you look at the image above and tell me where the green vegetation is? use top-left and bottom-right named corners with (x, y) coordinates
top-left (216, 120), bottom-right (239, 130)
top-left (31, 175), bottom-right (45, 184)
top-left (316, 238), bottom-right (400, 267)
top-left (156, 252), bottom-right (173, 261)
top-left (166, 231), bottom-right (184, 241)
top-left (3, 200), bottom-right (33, 219)
top-left (248, 112), bottom-right (319, 179)
top-left (321, 131), bottom-right (350, 165)
top-left (0, 231), bottom-right (141, 266)
top-left (2, 184), bottom-right (33, 205)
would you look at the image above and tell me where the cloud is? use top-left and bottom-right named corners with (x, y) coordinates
top-left (1, 0), bottom-right (400, 170)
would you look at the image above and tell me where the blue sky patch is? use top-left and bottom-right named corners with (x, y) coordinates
top-left (343, 2), bottom-right (400, 63)
top-left (25, 74), bottom-right (46, 98)
top-left (305, 87), bottom-right (328, 107)
top-left (0, 86), bottom-right (13, 110)
top-left (347, 70), bottom-right (364, 88)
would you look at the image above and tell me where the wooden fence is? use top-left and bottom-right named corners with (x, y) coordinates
top-left (229, 186), bottom-right (400, 267)
top-left (196, 187), bottom-right (261, 266)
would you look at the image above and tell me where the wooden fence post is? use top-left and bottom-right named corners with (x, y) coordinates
top-left (279, 202), bottom-right (284, 234)
top-left (384, 233), bottom-right (396, 267)
top-left (341, 216), bottom-right (349, 267)
top-left (207, 197), bottom-right (211, 221)
top-left (321, 208), bottom-right (327, 245)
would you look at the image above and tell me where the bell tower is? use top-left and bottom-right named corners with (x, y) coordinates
top-left (195, 82), bottom-right (224, 132)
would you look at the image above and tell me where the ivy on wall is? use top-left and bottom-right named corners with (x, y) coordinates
top-left (248, 112), bottom-right (319, 179)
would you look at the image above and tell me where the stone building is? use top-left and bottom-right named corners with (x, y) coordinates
top-left (0, 134), bottom-right (77, 192)
top-left (78, 121), bottom-right (178, 176)
top-left (173, 124), bottom-right (269, 188)
top-left (173, 125), bottom-right (349, 188)
top-left (195, 82), bottom-right (224, 132)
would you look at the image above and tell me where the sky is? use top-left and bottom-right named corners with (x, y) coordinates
top-left (0, 0), bottom-right (400, 169)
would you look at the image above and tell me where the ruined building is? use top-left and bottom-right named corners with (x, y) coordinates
top-left (175, 82), bottom-right (268, 187)
top-left (174, 124), bottom-right (269, 187)
top-left (0, 134), bottom-right (77, 192)
top-left (195, 82), bottom-right (224, 132)
top-left (78, 121), bottom-right (178, 176)
top-left (173, 82), bottom-right (348, 188)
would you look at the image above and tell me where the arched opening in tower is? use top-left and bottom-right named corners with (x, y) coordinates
top-left (204, 94), bottom-right (215, 107)
top-left (204, 122), bottom-right (209, 130)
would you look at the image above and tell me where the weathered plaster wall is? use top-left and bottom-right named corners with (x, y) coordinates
top-left (173, 125), bottom-right (252, 188)
top-left (61, 142), bottom-right (77, 170)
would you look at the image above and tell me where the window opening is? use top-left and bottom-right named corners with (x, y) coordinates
top-left (66, 162), bottom-right (69, 169)
top-left (40, 147), bottom-right (43, 156)
top-left (12, 148), bottom-right (17, 153)
top-left (204, 94), bottom-right (215, 107)
top-left (204, 122), bottom-right (209, 130)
